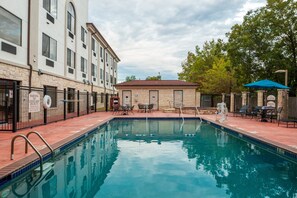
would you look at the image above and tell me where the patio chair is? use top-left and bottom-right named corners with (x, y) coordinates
top-left (129, 105), bottom-right (135, 114)
top-left (269, 107), bottom-right (283, 122)
top-left (138, 104), bottom-right (145, 113)
top-left (112, 104), bottom-right (120, 115)
top-left (233, 105), bottom-right (249, 117)
top-left (147, 104), bottom-right (154, 113)
top-left (246, 106), bottom-right (262, 119)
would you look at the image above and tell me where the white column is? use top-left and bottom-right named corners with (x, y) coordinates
top-left (230, 92), bottom-right (235, 112)
top-left (257, 90), bottom-right (264, 106)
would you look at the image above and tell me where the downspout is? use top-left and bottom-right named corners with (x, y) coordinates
top-left (28, 0), bottom-right (32, 120)
top-left (28, 0), bottom-right (32, 91)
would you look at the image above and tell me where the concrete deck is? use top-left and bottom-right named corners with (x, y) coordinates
top-left (0, 111), bottom-right (297, 180)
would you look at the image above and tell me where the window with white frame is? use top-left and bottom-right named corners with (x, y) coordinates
top-left (67, 3), bottom-right (75, 33)
top-left (43, 0), bottom-right (57, 18)
top-left (42, 33), bottom-right (57, 61)
top-left (114, 77), bottom-right (117, 84)
top-left (110, 75), bottom-right (113, 84)
top-left (91, 64), bottom-right (97, 77)
top-left (0, 7), bottom-right (22, 46)
top-left (81, 57), bottom-right (87, 73)
top-left (100, 47), bottom-right (103, 58)
top-left (100, 68), bottom-right (103, 80)
top-left (91, 38), bottom-right (96, 52)
top-left (67, 48), bottom-right (75, 68)
top-left (81, 26), bottom-right (87, 43)
top-left (106, 72), bottom-right (109, 82)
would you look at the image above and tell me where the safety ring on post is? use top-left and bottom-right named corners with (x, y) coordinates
top-left (43, 95), bottom-right (52, 109)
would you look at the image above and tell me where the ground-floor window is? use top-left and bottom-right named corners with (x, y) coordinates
top-left (44, 85), bottom-right (57, 108)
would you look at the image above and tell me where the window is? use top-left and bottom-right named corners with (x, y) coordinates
top-left (114, 77), bottom-right (117, 84)
top-left (100, 47), bottom-right (103, 58)
top-left (81, 27), bottom-right (87, 43)
top-left (67, 48), bottom-right (75, 68)
top-left (81, 57), bottom-right (87, 73)
top-left (0, 7), bottom-right (22, 46)
top-left (43, 0), bottom-right (57, 18)
top-left (110, 75), bottom-right (113, 84)
top-left (42, 33), bottom-right (57, 61)
top-left (100, 68), bottom-right (103, 80)
top-left (91, 64), bottom-right (97, 77)
top-left (44, 86), bottom-right (57, 108)
top-left (106, 53), bottom-right (108, 61)
top-left (91, 38), bottom-right (95, 52)
top-left (67, 3), bottom-right (75, 33)
top-left (106, 72), bottom-right (109, 82)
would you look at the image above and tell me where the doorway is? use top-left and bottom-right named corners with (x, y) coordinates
top-left (0, 79), bottom-right (19, 124)
top-left (122, 90), bottom-right (131, 106)
top-left (173, 90), bottom-right (183, 108)
top-left (149, 90), bottom-right (159, 110)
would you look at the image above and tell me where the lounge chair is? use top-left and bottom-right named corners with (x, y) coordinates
top-left (233, 105), bottom-right (249, 117)
top-left (138, 104), bottom-right (145, 113)
top-left (278, 118), bottom-right (297, 128)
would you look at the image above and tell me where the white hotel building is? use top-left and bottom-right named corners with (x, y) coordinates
top-left (0, 0), bottom-right (120, 96)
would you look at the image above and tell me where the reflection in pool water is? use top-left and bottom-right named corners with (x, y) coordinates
top-left (1, 119), bottom-right (297, 198)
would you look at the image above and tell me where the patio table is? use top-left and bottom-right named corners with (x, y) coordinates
top-left (260, 106), bottom-right (275, 122)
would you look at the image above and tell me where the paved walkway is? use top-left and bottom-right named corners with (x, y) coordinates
top-left (0, 111), bottom-right (296, 179)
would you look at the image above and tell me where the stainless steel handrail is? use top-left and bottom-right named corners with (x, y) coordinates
top-left (195, 106), bottom-right (202, 122)
top-left (11, 134), bottom-right (43, 171)
top-left (179, 106), bottom-right (185, 131)
top-left (25, 131), bottom-right (53, 155)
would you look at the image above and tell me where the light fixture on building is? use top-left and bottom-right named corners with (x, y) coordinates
top-left (38, 69), bottom-right (44, 76)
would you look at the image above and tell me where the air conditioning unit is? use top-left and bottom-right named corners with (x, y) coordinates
top-left (82, 43), bottom-right (86, 49)
top-left (82, 73), bottom-right (86, 78)
top-left (93, 77), bottom-right (97, 82)
top-left (68, 67), bottom-right (74, 74)
top-left (68, 31), bottom-right (74, 39)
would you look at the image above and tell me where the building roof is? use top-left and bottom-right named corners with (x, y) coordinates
top-left (114, 80), bottom-right (198, 87)
top-left (86, 23), bottom-right (120, 62)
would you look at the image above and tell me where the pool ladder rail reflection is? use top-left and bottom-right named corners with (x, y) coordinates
top-left (11, 131), bottom-right (54, 173)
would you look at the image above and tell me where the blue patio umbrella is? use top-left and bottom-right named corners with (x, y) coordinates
top-left (244, 79), bottom-right (289, 89)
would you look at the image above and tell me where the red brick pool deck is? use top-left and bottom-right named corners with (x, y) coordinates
top-left (0, 111), bottom-right (297, 180)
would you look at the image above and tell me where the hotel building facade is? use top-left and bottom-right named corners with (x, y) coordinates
top-left (0, 0), bottom-right (120, 130)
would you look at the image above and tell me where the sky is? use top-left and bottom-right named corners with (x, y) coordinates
top-left (88, 0), bottom-right (266, 82)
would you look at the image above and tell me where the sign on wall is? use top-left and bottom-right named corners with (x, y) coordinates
top-left (29, 92), bottom-right (41, 113)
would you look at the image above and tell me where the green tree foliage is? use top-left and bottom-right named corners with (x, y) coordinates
top-left (146, 74), bottom-right (161, 80)
top-left (178, 39), bottom-right (237, 93)
top-left (125, 75), bottom-right (136, 82)
top-left (180, 0), bottom-right (297, 95)
top-left (227, 0), bottom-right (297, 94)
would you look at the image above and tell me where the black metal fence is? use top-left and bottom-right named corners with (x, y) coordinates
top-left (0, 83), bottom-right (117, 132)
top-left (200, 94), bottom-right (222, 108)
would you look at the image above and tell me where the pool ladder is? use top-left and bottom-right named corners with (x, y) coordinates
top-left (11, 131), bottom-right (54, 172)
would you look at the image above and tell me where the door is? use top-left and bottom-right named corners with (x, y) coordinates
top-left (174, 90), bottom-right (183, 108)
top-left (122, 90), bottom-right (131, 106)
top-left (67, 88), bottom-right (75, 113)
top-left (0, 79), bottom-right (18, 124)
top-left (149, 90), bottom-right (159, 110)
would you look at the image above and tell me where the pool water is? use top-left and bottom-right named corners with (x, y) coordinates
top-left (1, 119), bottom-right (297, 198)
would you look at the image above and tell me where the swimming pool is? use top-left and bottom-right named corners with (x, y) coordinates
top-left (1, 118), bottom-right (297, 197)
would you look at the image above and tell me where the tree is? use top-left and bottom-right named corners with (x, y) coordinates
top-left (146, 73), bottom-right (161, 80)
top-left (125, 75), bottom-right (136, 82)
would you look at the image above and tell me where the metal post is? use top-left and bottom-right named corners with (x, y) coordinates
top-left (64, 88), bottom-right (66, 120)
top-left (105, 93), bottom-right (109, 112)
top-left (94, 92), bottom-right (97, 112)
top-left (87, 91), bottom-right (89, 114)
top-left (12, 82), bottom-right (17, 132)
top-left (77, 90), bottom-right (80, 117)
top-left (44, 86), bottom-right (47, 125)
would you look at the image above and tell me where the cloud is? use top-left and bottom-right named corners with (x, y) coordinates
top-left (89, 0), bottom-right (266, 81)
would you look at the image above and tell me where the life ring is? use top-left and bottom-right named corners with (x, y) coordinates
top-left (43, 95), bottom-right (52, 109)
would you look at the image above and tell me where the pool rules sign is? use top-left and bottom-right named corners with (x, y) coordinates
top-left (29, 92), bottom-right (41, 113)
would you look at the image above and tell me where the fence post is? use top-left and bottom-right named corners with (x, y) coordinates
top-left (44, 86), bottom-right (47, 125)
top-left (12, 82), bottom-right (17, 132)
top-left (105, 93), bottom-right (109, 112)
top-left (77, 90), bottom-right (80, 117)
top-left (64, 88), bottom-right (66, 120)
top-left (87, 91), bottom-right (89, 114)
top-left (94, 92), bottom-right (97, 112)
